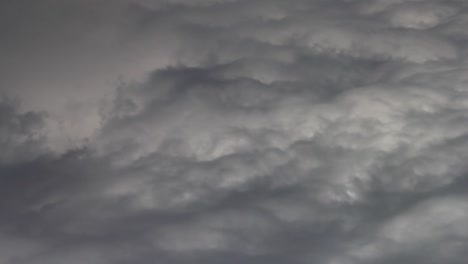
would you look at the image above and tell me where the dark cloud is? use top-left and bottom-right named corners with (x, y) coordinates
top-left (0, 98), bottom-right (46, 164)
top-left (2, 0), bottom-right (468, 263)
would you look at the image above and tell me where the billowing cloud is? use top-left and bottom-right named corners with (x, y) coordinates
top-left (2, 0), bottom-right (468, 263)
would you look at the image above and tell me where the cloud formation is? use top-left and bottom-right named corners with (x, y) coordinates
top-left (2, 0), bottom-right (468, 263)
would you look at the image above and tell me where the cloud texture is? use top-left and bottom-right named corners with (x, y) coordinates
top-left (2, 0), bottom-right (468, 263)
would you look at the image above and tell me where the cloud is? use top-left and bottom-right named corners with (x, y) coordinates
top-left (349, 195), bottom-right (468, 263)
top-left (0, 98), bottom-right (46, 164)
top-left (2, 0), bottom-right (468, 263)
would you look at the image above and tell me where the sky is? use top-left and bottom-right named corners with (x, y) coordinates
top-left (2, 0), bottom-right (468, 263)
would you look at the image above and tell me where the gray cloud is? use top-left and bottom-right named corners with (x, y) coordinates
top-left (2, 0), bottom-right (468, 263)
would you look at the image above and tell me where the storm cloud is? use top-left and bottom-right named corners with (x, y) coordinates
top-left (2, 0), bottom-right (468, 263)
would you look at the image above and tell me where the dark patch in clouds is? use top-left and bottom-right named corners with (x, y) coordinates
top-left (2, 0), bottom-right (468, 263)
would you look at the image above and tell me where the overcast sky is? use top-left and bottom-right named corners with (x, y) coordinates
top-left (2, 0), bottom-right (468, 263)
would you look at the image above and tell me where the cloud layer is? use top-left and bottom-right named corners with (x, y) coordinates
top-left (2, 0), bottom-right (468, 263)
